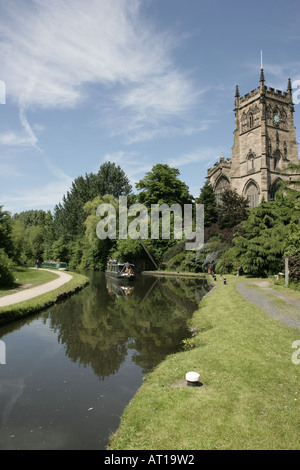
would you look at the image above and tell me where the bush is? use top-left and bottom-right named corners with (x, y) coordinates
top-left (161, 240), bottom-right (185, 262)
top-left (0, 249), bottom-right (15, 287)
top-left (215, 246), bottom-right (240, 274)
top-left (289, 256), bottom-right (300, 284)
top-left (167, 252), bottom-right (186, 270)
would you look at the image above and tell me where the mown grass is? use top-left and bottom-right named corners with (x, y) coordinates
top-left (108, 275), bottom-right (300, 450)
top-left (0, 267), bottom-right (59, 297)
top-left (0, 268), bottom-right (89, 326)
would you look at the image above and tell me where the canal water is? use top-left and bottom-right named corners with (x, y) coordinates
top-left (0, 272), bottom-right (210, 450)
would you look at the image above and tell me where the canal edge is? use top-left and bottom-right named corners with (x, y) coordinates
top-left (0, 278), bottom-right (89, 327)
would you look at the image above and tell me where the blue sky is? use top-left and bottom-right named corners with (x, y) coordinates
top-left (1, 0), bottom-right (300, 214)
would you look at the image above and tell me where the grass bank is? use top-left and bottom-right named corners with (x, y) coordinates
top-left (142, 271), bottom-right (207, 278)
top-left (109, 275), bottom-right (300, 450)
top-left (0, 267), bottom-right (60, 298)
top-left (0, 267), bottom-right (89, 326)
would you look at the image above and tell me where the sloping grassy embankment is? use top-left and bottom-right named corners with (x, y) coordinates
top-left (109, 275), bottom-right (300, 450)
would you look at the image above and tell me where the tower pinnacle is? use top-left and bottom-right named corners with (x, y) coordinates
top-left (260, 67), bottom-right (265, 85)
top-left (260, 49), bottom-right (265, 85)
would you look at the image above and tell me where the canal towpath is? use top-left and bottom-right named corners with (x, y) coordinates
top-left (236, 279), bottom-right (300, 330)
top-left (0, 268), bottom-right (73, 308)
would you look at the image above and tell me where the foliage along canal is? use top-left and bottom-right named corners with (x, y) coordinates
top-left (0, 272), bottom-right (210, 450)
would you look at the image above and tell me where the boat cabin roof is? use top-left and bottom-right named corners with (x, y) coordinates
top-left (108, 260), bottom-right (134, 266)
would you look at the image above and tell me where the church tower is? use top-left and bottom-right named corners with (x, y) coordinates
top-left (207, 68), bottom-right (299, 207)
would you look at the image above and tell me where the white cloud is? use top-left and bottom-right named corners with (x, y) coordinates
top-left (0, 178), bottom-right (72, 214)
top-left (0, 0), bottom-right (203, 141)
top-left (0, 131), bottom-right (33, 147)
top-left (243, 59), bottom-right (300, 92)
top-left (0, 0), bottom-right (209, 213)
top-left (167, 147), bottom-right (224, 169)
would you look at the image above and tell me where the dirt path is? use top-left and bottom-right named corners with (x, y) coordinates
top-left (0, 269), bottom-right (73, 308)
top-left (236, 279), bottom-right (300, 330)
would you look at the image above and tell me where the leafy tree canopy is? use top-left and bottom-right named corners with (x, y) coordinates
top-left (136, 164), bottom-right (193, 207)
top-left (233, 196), bottom-right (300, 276)
top-left (217, 188), bottom-right (249, 229)
top-left (13, 209), bottom-right (51, 227)
top-left (0, 205), bottom-right (13, 258)
top-left (196, 180), bottom-right (218, 227)
top-left (54, 162), bottom-right (132, 240)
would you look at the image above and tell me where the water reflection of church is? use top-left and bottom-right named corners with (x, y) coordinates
top-left (207, 68), bottom-right (300, 207)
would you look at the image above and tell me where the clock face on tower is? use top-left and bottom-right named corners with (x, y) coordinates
top-left (274, 114), bottom-right (280, 125)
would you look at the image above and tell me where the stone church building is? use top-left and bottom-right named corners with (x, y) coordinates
top-left (207, 69), bottom-right (300, 207)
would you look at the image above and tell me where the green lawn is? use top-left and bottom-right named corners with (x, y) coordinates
top-left (0, 267), bottom-right (59, 298)
top-left (109, 275), bottom-right (300, 450)
top-left (0, 267), bottom-right (89, 325)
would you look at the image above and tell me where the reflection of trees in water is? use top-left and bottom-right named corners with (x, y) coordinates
top-left (46, 273), bottom-right (210, 378)
top-left (47, 279), bottom-right (129, 379)
top-left (125, 276), bottom-right (210, 373)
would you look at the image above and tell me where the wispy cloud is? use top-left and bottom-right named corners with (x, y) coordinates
top-left (0, 178), bottom-right (72, 214)
top-left (0, 0), bottom-right (204, 142)
top-left (243, 59), bottom-right (300, 91)
top-left (0, 131), bottom-right (33, 147)
top-left (0, 160), bottom-right (22, 178)
top-left (167, 147), bottom-right (224, 169)
top-left (0, 0), bottom-right (208, 212)
top-left (102, 151), bottom-right (153, 189)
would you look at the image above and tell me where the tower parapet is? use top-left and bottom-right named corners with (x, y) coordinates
top-left (206, 67), bottom-right (299, 207)
top-left (207, 155), bottom-right (232, 178)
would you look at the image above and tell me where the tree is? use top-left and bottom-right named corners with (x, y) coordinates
top-left (0, 249), bottom-right (14, 287)
top-left (83, 195), bottom-right (118, 270)
top-left (13, 209), bottom-right (49, 227)
top-left (233, 199), bottom-right (297, 276)
top-left (279, 163), bottom-right (300, 196)
top-left (0, 205), bottom-right (13, 258)
top-left (53, 162), bottom-right (132, 241)
top-left (284, 224), bottom-right (300, 257)
top-left (94, 161), bottom-right (132, 198)
top-left (10, 209), bottom-right (54, 265)
top-left (136, 164), bottom-right (193, 207)
top-left (50, 237), bottom-right (70, 262)
top-left (217, 189), bottom-right (249, 229)
top-left (0, 206), bottom-right (14, 286)
top-left (134, 164), bottom-right (194, 265)
top-left (196, 180), bottom-right (218, 227)
top-left (288, 256), bottom-right (300, 284)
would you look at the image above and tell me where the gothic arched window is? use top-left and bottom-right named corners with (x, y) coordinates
top-left (273, 150), bottom-right (281, 170)
top-left (244, 181), bottom-right (259, 208)
top-left (249, 112), bottom-right (254, 128)
top-left (247, 153), bottom-right (255, 173)
top-left (280, 109), bottom-right (287, 127)
top-left (241, 112), bottom-right (247, 132)
top-left (269, 179), bottom-right (282, 200)
top-left (283, 141), bottom-right (287, 159)
top-left (214, 177), bottom-right (230, 205)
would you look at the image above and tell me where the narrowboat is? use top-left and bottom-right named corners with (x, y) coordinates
top-left (106, 260), bottom-right (135, 280)
top-left (41, 261), bottom-right (68, 270)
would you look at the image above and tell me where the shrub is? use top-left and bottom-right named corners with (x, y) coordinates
top-left (289, 256), bottom-right (300, 284)
top-left (0, 249), bottom-right (15, 287)
top-left (215, 246), bottom-right (240, 274)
